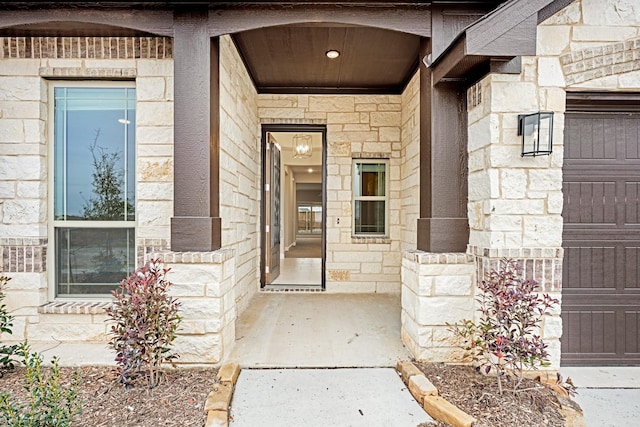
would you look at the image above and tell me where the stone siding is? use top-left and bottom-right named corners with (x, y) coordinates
top-left (434, 0), bottom-right (640, 370)
top-left (539, 0), bottom-right (640, 91)
top-left (149, 249), bottom-right (236, 364)
top-left (400, 72), bottom-right (420, 251)
top-left (258, 93), bottom-right (405, 292)
top-left (401, 251), bottom-right (475, 362)
top-left (0, 35), bottom-right (259, 363)
top-left (219, 35), bottom-right (260, 314)
top-left (0, 37), bottom-right (174, 347)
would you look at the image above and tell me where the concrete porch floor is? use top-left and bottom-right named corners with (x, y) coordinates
top-left (224, 292), bottom-right (411, 368)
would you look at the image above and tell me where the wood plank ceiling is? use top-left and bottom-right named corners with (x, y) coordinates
top-left (231, 24), bottom-right (421, 94)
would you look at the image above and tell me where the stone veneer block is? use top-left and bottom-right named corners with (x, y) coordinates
top-left (205, 410), bottom-right (228, 427)
top-left (217, 363), bottom-right (240, 385)
top-left (401, 250), bottom-right (475, 363)
top-left (396, 360), bottom-right (424, 384)
top-left (408, 374), bottom-right (438, 402)
top-left (423, 396), bottom-right (476, 427)
top-left (204, 383), bottom-right (234, 412)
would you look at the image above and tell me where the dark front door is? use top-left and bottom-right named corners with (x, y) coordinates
top-left (265, 134), bottom-right (281, 284)
top-left (562, 104), bottom-right (640, 365)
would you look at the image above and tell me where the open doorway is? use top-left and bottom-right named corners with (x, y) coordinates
top-left (261, 125), bottom-right (326, 289)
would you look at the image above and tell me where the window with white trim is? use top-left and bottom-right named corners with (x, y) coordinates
top-left (50, 83), bottom-right (136, 297)
top-left (352, 159), bottom-right (389, 236)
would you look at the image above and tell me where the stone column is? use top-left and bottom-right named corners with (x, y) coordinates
top-left (401, 251), bottom-right (475, 362)
top-left (151, 249), bottom-right (236, 364)
top-left (466, 70), bottom-right (565, 370)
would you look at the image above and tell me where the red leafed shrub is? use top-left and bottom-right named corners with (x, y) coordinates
top-left (449, 259), bottom-right (559, 394)
top-left (106, 259), bottom-right (182, 388)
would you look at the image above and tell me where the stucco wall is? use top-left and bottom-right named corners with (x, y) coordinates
top-left (257, 93), bottom-right (404, 292)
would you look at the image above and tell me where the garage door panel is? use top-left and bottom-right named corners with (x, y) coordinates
top-left (564, 245), bottom-right (617, 290)
top-left (563, 108), bottom-right (640, 365)
top-left (563, 181), bottom-right (617, 225)
top-left (564, 242), bottom-right (640, 291)
top-left (626, 311), bottom-right (640, 355)
top-left (566, 115), bottom-right (618, 160)
top-left (625, 247), bottom-right (640, 290)
top-left (563, 310), bottom-right (616, 355)
top-left (625, 182), bottom-right (640, 224)
top-left (624, 118), bottom-right (640, 159)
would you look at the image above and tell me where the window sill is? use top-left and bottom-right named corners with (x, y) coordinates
top-left (351, 236), bottom-right (391, 244)
top-left (38, 301), bottom-right (112, 315)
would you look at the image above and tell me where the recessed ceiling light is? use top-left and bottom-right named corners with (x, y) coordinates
top-left (308, 168), bottom-right (313, 173)
top-left (325, 50), bottom-right (340, 59)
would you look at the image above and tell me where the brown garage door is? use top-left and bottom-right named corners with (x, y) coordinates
top-left (562, 94), bottom-right (640, 366)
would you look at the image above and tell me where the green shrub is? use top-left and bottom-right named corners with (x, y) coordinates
top-left (0, 274), bottom-right (19, 375)
top-left (0, 344), bottom-right (82, 427)
top-left (106, 259), bottom-right (182, 388)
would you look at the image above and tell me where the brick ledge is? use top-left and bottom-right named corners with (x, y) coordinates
top-left (39, 301), bottom-right (112, 315)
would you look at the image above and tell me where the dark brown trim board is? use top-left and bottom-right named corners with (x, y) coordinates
top-left (171, 10), bottom-right (221, 252)
top-left (428, 0), bottom-right (574, 83)
top-left (417, 38), bottom-right (469, 253)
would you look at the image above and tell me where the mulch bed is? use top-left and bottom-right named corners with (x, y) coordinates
top-left (1, 366), bottom-right (218, 427)
top-left (2, 361), bottom-right (572, 427)
top-left (415, 362), bottom-right (567, 427)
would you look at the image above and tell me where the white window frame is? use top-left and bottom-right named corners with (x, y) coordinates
top-left (352, 159), bottom-right (390, 237)
top-left (47, 81), bottom-right (137, 300)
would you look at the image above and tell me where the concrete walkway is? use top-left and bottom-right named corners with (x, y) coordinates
top-left (561, 367), bottom-right (640, 427)
top-left (225, 293), bottom-right (410, 368)
top-left (229, 368), bottom-right (433, 427)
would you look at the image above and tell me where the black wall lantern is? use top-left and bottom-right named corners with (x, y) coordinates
top-left (518, 112), bottom-right (554, 157)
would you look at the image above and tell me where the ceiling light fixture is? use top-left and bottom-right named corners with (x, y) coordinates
top-left (293, 134), bottom-right (313, 159)
top-left (326, 50), bottom-right (340, 59)
top-left (308, 168), bottom-right (313, 173)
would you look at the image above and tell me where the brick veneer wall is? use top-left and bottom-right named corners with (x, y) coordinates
top-left (1, 238), bottom-right (46, 273)
top-left (0, 37), bottom-right (172, 59)
top-left (560, 38), bottom-right (640, 86)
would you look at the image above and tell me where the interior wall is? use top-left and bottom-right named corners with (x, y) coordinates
top-left (219, 35), bottom-right (260, 314)
top-left (283, 165), bottom-right (296, 252)
top-left (297, 188), bottom-right (323, 203)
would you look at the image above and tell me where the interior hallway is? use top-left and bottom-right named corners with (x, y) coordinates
top-left (270, 236), bottom-right (322, 286)
top-left (225, 293), bottom-right (410, 368)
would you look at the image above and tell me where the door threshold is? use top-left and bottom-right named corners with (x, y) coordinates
top-left (261, 285), bottom-right (324, 293)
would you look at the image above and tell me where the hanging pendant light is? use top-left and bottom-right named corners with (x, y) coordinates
top-left (293, 134), bottom-right (312, 158)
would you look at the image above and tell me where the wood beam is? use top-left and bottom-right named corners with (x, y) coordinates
top-left (0, 9), bottom-right (173, 36)
top-left (207, 5), bottom-right (431, 38)
top-left (171, 9), bottom-right (221, 252)
top-left (417, 36), bottom-right (469, 252)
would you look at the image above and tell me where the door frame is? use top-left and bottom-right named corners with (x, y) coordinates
top-left (260, 124), bottom-right (327, 289)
